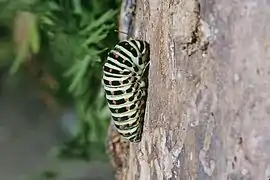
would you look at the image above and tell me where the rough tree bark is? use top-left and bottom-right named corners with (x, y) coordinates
top-left (127, 0), bottom-right (270, 179)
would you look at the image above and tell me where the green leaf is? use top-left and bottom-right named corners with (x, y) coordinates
top-left (72, 0), bottom-right (82, 14)
top-left (48, 1), bottom-right (62, 11)
top-left (80, 10), bottom-right (118, 35)
top-left (29, 15), bottom-right (40, 54)
top-left (66, 55), bottom-right (91, 92)
top-left (9, 40), bottom-right (29, 75)
top-left (39, 16), bottom-right (54, 26)
top-left (82, 24), bottom-right (114, 46)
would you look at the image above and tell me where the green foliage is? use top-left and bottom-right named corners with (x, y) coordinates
top-left (0, 0), bottom-right (37, 22)
top-left (0, 0), bottom-right (121, 161)
top-left (10, 11), bottom-right (40, 74)
top-left (39, 0), bottom-right (120, 160)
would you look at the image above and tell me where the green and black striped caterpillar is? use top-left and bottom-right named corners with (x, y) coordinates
top-left (102, 39), bottom-right (150, 142)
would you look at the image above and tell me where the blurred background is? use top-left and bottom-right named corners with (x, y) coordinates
top-left (0, 0), bottom-right (121, 179)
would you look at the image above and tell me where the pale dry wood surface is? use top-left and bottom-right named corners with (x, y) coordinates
top-left (125, 0), bottom-right (270, 179)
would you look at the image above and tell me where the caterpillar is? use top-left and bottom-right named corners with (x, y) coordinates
top-left (102, 39), bottom-right (150, 142)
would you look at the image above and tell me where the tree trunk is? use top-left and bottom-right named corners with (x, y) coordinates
top-left (127, 0), bottom-right (270, 179)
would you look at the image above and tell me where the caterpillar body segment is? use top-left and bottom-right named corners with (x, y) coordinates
top-left (103, 39), bottom-right (150, 142)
